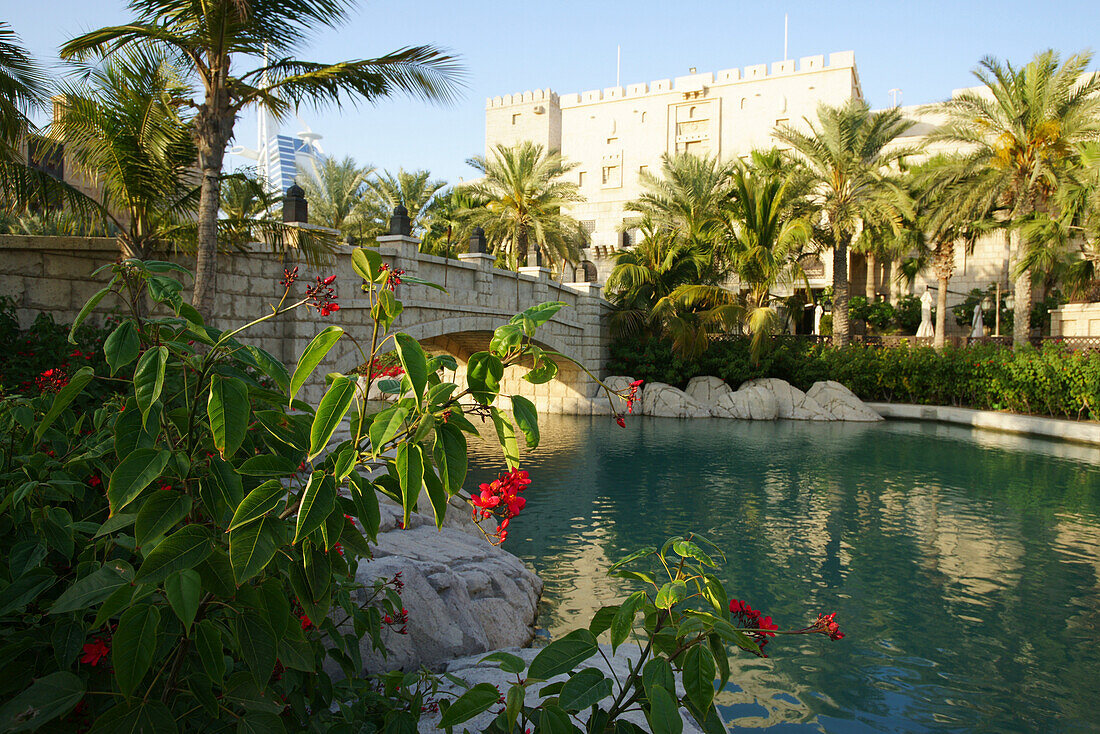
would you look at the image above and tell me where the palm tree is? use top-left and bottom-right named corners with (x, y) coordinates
top-left (49, 49), bottom-right (199, 259)
top-left (719, 156), bottom-right (814, 357)
top-left (926, 50), bottom-right (1100, 344)
top-left (366, 168), bottom-right (446, 235)
top-left (420, 186), bottom-right (486, 257)
top-left (465, 142), bottom-right (585, 270)
top-left (625, 153), bottom-right (737, 276)
top-left (62, 0), bottom-right (464, 314)
top-left (0, 22), bottom-right (43, 157)
top-left (300, 154), bottom-right (375, 235)
top-left (775, 99), bottom-right (915, 346)
top-left (605, 221), bottom-right (710, 340)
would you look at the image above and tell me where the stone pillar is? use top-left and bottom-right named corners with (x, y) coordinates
top-left (458, 252), bottom-right (495, 300)
top-left (518, 266), bottom-right (550, 305)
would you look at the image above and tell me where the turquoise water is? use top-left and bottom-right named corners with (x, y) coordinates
top-left (465, 416), bottom-right (1100, 733)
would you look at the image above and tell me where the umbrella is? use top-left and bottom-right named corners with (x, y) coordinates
top-left (969, 303), bottom-right (984, 338)
top-left (916, 289), bottom-right (935, 338)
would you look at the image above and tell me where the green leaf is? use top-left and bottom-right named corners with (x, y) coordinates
top-left (34, 366), bottom-right (95, 442)
top-left (489, 322), bottom-right (525, 356)
top-left (437, 682), bottom-right (501, 729)
top-left (510, 395), bottom-right (540, 448)
top-left (238, 712), bottom-right (287, 734)
top-left (394, 333), bottom-right (428, 403)
top-left (135, 490), bottom-right (192, 548)
top-left (235, 611), bottom-right (277, 686)
top-left (88, 701), bottom-right (177, 734)
top-left (490, 407), bottom-right (520, 469)
top-left (107, 448), bottom-right (171, 516)
top-left (395, 443), bottom-right (423, 530)
top-left (682, 644), bottom-right (717, 713)
top-left (49, 560), bottom-right (131, 615)
top-left (134, 525), bottom-right (214, 585)
top-left (333, 447), bottom-right (357, 481)
top-left (655, 580), bottom-right (688, 610)
top-left (0, 569), bottom-right (55, 616)
top-left (672, 540), bottom-right (716, 568)
top-left (294, 472), bottom-right (335, 544)
top-left (700, 575), bottom-right (728, 617)
top-left (238, 454), bottom-right (298, 477)
top-left (52, 618), bottom-right (85, 669)
top-left (68, 287), bottom-right (111, 343)
top-left (608, 546), bottom-right (657, 573)
top-left (290, 326), bottom-right (344, 405)
top-left (644, 684), bottom-right (683, 734)
top-left (196, 550), bottom-right (236, 598)
top-left (351, 247), bottom-right (383, 281)
top-left (208, 375), bottom-right (251, 459)
top-left (104, 320), bottom-right (140, 375)
top-left (478, 651), bottom-right (526, 674)
top-left (528, 629), bottom-right (599, 680)
top-left (421, 464), bottom-right (448, 530)
top-left (433, 423), bottom-right (467, 496)
top-left (368, 404), bottom-right (410, 456)
top-left (9, 541), bottom-right (47, 578)
top-left (228, 480), bottom-right (286, 532)
top-left (558, 667), bottom-right (613, 712)
top-left (245, 346), bottom-right (290, 392)
top-left (113, 605), bottom-right (161, 697)
top-left (642, 658), bottom-right (676, 702)
top-left (523, 356), bottom-right (558, 385)
top-left (466, 351), bottom-right (503, 405)
top-left (309, 375), bottom-right (356, 459)
top-left (231, 517), bottom-right (281, 585)
top-left (538, 705), bottom-right (576, 734)
top-left (195, 620), bottom-right (225, 682)
top-left (588, 605), bottom-right (619, 638)
top-left (0, 672), bottom-right (84, 732)
top-left (348, 472), bottom-right (380, 542)
top-left (164, 569), bottom-right (201, 631)
top-left (133, 346), bottom-right (168, 427)
top-left (611, 590), bottom-right (646, 652)
top-left (510, 301), bottom-right (567, 331)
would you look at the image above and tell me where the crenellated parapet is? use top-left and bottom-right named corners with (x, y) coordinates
top-left (486, 52), bottom-right (855, 109)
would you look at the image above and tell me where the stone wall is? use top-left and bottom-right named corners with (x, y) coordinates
top-left (0, 233), bottom-right (611, 413)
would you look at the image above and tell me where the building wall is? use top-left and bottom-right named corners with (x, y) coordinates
top-left (486, 52), bottom-right (861, 271)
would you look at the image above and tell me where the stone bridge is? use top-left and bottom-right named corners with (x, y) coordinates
top-left (325, 230), bottom-right (613, 415)
top-left (0, 230), bottom-right (613, 415)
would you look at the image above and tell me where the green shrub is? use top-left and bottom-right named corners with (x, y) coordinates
top-left (608, 336), bottom-right (1100, 419)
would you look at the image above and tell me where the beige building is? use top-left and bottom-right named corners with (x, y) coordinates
top-left (486, 52), bottom-right (1022, 330)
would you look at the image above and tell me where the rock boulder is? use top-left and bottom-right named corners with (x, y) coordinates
top-left (684, 376), bottom-right (733, 414)
top-left (641, 382), bottom-right (712, 418)
top-left (739, 378), bottom-right (833, 420)
top-left (348, 494), bottom-right (543, 674)
top-left (716, 384), bottom-right (781, 420)
top-left (806, 380), bottom-right (883, 422)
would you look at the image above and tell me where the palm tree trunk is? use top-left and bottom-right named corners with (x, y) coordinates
top-left (935, 275), bottom-right (949, 352)
top-left (191, 92), bottom-right (233, 315)
top-left (516, 228), bottom-right (528, 269)
top-left (832, 231), bottom-right (851, 347)
top-left (1009, 229), bottom-right (1031, 346)
top-left (865, 252), bottom-right (876, 299)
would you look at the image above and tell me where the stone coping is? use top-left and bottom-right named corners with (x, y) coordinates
top-left (867, 402), bottom-right (1100, 446)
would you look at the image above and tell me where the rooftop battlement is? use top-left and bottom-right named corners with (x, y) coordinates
top-left (486, 51), bottom-right (855, 109)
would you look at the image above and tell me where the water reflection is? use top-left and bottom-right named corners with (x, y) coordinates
top-left (465, 416), bottom-right (1100, 732)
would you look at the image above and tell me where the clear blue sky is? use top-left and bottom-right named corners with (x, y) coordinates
top-left (8, 0), bottom-right (1098, 184)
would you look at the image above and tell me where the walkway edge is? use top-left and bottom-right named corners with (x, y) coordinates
top-left (866, 402), bottom-right (1100, 446)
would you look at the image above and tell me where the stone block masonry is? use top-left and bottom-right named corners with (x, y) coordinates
top-left (0, 234), bottom-right (612, 415)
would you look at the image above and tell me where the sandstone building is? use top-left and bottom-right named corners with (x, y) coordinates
top-left (484, 51), bottom-right (1019, 329)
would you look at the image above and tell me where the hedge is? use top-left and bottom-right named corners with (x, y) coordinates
top-left (608, 336), bottom-right (1100, 420)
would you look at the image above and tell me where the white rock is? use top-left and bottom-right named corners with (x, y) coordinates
top-left (419, 645), bottom-right (705, 734)
top-left (641, 382), bottom-right (712, 418)
top-left (806, 380), bottom-right (883, 422)
top-left (716, 384), bottom-right (780, 420)
top-left (739, 378), bottom-right (834, 420)
top-left (344, 494), bottom-right (543, 675)
top-left (684, 376), bottom-right (733, 416)
top-left (602, 375), bottom-right (643, 416)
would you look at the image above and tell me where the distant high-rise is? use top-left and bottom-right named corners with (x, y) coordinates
top-left (230, 105), bottom-right (324, 197)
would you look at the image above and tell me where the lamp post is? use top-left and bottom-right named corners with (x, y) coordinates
top-left (982, 294), bottom-right (993, 339)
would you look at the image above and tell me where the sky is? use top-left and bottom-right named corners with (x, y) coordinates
top-left (8, 0), bottom-right (1099, 184)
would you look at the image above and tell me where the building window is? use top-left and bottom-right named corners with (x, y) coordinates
top-left (775, 118), bottom-right (789, 128)
top-left (602, 167), bottom-right (612, 185)
top-left (606, 136), bottom-right (618, 145)
top-left (740, 98), bottom-right (746, 110)
top-left (581, 220), bottom-right (597, 234)
top-left (638, 165), bottom-right (649, 177)
top-left (688, 106), bottom-right (697, 119)
top-left (512, 113), bottom-right (520, 125)
top-left (578, 171), bottom-right (586, 186)
top-left (640, 112), bottom-right (647, 122)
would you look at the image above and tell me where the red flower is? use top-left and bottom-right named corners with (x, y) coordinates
top-left (729, 598), bottom-right (777, 656)
top-left (615, 415), bottom-right (626, 428)
top-left (88, 475), bottom-right (102, 488)
top-left (470, 468), bottom-right (530, 544)
top-left (280, 266), bottom-right (299, 288)
top-left (36, 368), bottom-right (69, 393)
top-left (321, 274), bottom-right (337, 286)
top-left (80, 638), bottom-right (110, 666)
top-left (806, 612), bottom-right (844, 640)
top-left (299, 613), bottom-right (314, 630)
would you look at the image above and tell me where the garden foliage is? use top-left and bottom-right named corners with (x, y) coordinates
top-left (610, 336), bottom-right (1100, 419)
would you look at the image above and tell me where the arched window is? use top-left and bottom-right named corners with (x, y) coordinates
top-left (640, 111), bottom-right (647, 123)
top-left (688, 106), bottom-right (697, 119)
top-left (580, 260), bottom-right (598, 283)
top-left (740, 98), bottom-right (746, 110)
